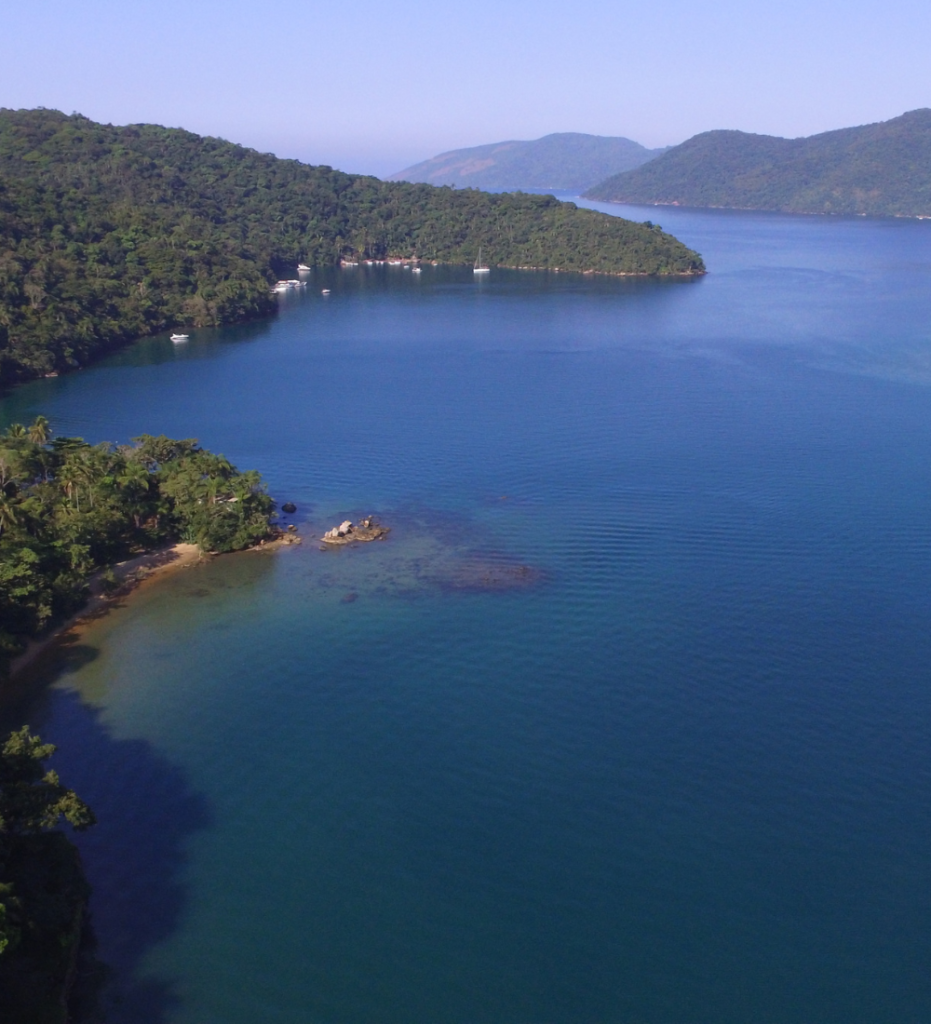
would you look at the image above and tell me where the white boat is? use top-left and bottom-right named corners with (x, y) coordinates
top-left (297, 263), bottom-right (311, 272)
top-left (412, 266), bottom-right (422, 274)
top-left (171, 333), bottom-right (189, 342)
top-left (473, 247), bottom-right (490, 274)
top-left (321, 289), bottom-right (331, 296)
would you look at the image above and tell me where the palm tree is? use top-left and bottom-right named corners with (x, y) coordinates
top-left (57, 462), bottom-right (82, 510)
top-left (0, 494), bottom-right (18, 537)
top-left (118, 461), bottom-right (152, 528)
top-left (27, 416), bottom-right (51, 444)
top-left (6, 424), bottom-right (26, 439)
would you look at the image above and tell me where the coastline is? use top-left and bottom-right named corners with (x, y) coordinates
top-left (5, 533), bottom-right (300, 685)
top-left (6, 542), bottom-right (204, 683)
top-left (3, 258), bottom-right (704, 392)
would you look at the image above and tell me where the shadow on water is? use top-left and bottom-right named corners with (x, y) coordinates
top-left (0, 675), bottom-right (211, 1024)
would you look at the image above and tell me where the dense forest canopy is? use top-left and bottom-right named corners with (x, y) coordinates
top-left (0, 418), bottom-right (275, 671)
top-left (585, 109), bottom-right (931, 217)
top-left (0, 109), bottom-right (704, 387)
top-left (389, 132), bottom-right (666, 191)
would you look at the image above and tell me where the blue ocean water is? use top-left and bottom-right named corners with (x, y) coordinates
top-left (2, 205), bottom-right (931, 1024)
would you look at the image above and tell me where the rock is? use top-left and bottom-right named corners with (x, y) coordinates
top-left (287, 524), bottom-right (297, 532)
top-left (281, 502), bottom-right (297, 514)
top-left (321, 518), bottom-right (388, 544)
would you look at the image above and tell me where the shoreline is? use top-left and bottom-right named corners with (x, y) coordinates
top-left (4, 258), bottom-right (703, 392)
top-left (6, 542), bottom-right (204, 683)
top-left (5, 533), bottom-right (299, 685)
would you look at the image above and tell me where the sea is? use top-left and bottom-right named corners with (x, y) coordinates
top-left (1, 200), bottom-right (930, 1024)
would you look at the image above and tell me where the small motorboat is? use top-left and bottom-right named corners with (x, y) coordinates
top-left (321, 289), bottom-right (331, 295)
top-left (297, 263), bottom-right (311, 272)
top-left (171, 333), bottom-right (189, 342)
top-left (412, 266), bottom-right (422, 273)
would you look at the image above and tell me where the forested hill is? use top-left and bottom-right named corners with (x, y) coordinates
top-left (0, 109), bottom-right (703, 387)
top-left (389, 133), bottom-right (665, 191)
top-left (584, 109), bottom-right (931, 217)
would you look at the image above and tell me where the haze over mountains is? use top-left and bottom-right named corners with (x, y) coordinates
top-left (389, 133), bottom-right (666, 192)
top-left (585, 109), bottom-right (931, 217)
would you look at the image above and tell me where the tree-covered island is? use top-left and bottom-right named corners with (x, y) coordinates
top-left (0, 108), bottom-right (705, 388)
top-left (0, 418), bottom-right (276, 675)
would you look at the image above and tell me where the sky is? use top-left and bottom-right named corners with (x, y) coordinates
top-left (2, 0), bottom-right (929, 177)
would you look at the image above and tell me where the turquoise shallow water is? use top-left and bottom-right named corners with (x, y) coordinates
top-left (2, 206), bottom-right (931, 1023)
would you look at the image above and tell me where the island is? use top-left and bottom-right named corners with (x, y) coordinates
top-left (0, 108), bottom-right (705, 389)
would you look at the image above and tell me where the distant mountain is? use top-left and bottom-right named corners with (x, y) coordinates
top-left (585, 109), bottom-right (931, 217)
top-left (389, 133), bottom-right (666, 192)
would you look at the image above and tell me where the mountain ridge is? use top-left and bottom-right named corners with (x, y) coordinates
top-left (584, 109), bottom-right (931, 217)
top-left (390, 133), bottom-right (666, 191)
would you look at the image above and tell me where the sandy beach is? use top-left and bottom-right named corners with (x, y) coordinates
top-left (6, 543), bottom-right (205, 682)
top-left (5, 532), bottom-right (303, 685)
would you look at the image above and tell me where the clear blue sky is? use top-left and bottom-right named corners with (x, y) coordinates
top-left (2, 0), bottom-right (929, 177)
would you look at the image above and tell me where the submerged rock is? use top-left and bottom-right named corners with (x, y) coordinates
top-left (281, 502), bottom-right (297, 514)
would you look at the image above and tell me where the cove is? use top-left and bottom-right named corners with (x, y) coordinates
top-left (2, 207), bottom-right (931, 1024)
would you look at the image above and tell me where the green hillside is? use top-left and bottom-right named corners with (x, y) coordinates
top-left (0, 110), bottom-right (703, 387)
top-left (585, 109), bottom-right (931, 217)
top-left (389, 133), bottom-right (665, 191)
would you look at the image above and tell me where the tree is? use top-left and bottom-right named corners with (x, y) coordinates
top-left (26, 416), bottom-right (50, 444)
top-left (0, 494), bottom-right (18, 538)
top-left (0, 727), bottom-right (95, 960)
top-left (0, 728), bottom-right (95, 841)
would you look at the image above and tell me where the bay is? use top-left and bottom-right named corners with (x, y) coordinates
top-left (2, 204), bottom-right (931, 1024)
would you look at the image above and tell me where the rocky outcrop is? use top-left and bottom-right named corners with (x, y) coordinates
top-left (321, 517), bottom-right (390, 545)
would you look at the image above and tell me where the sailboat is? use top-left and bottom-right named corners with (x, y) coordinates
top-left (473, 247), bottom-right (490, 274)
